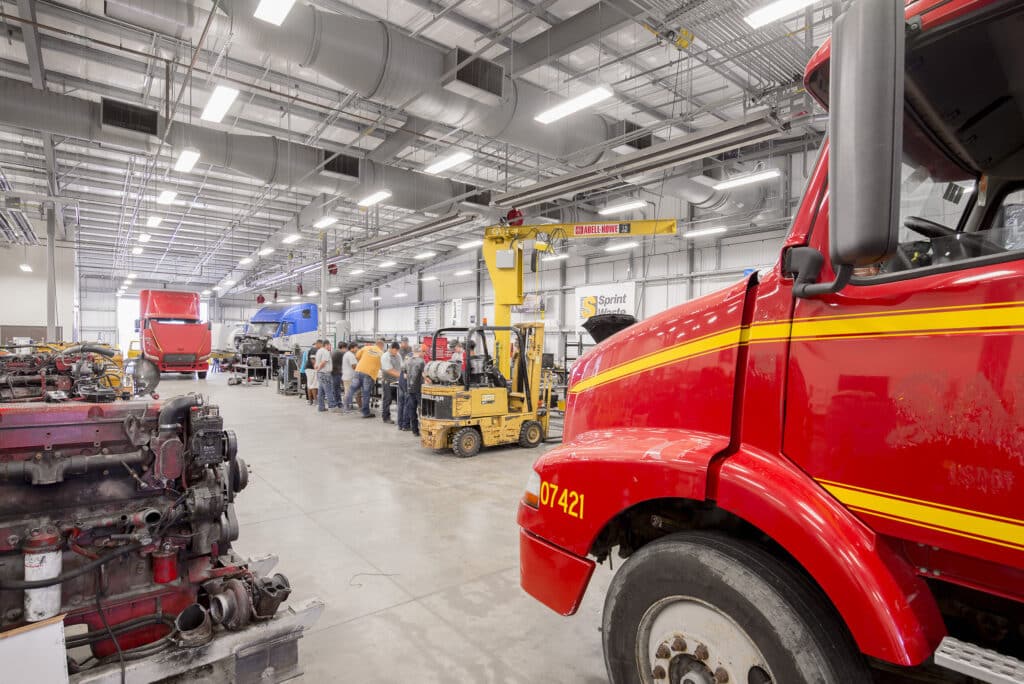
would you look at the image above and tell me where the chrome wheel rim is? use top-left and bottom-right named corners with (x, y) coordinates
top-left (636, 595), bottom-right (774, 684)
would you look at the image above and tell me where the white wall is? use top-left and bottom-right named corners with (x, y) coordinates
top-left (0, 242), bottom-right (75, 336)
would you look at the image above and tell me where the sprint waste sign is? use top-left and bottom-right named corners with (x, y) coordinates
top-left (575, 282), bottom-right (636, 330)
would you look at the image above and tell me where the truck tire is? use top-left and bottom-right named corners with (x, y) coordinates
top-left (451, 427), bottom-right (482, 458)
top-left (197, 371), bottom-right (207, 379)
top-left (603, 531), bottom-right (869, 684)
top-left (518, 421), bottom-right (544, 448)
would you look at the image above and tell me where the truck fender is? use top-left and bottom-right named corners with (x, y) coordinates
top-left (713, 448), bottom-right (946, 666)
top-left (519, 428), bottom-right (732, 559)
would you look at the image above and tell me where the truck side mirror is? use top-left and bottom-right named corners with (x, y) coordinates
top-left (134, 319), bottom-right (140, 333)
top-left (798, 0), bottom-right (905, 298)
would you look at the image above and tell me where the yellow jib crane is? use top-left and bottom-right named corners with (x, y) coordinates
top-left (481, 218), bottom-right (677, 371)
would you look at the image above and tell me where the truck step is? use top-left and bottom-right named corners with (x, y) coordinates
top-left (934, 636), bottom-right (1024, 684)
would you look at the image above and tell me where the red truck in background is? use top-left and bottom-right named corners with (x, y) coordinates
top-left (519, 1), bottom-right (1024, 683)
top-left (138, 290), bottom-right (211, 378)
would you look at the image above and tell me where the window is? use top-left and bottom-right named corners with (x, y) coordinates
top-left (281, 323), bottom-right (291, 336)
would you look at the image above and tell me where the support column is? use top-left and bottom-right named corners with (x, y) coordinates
top-left (46, 206), bottom-right (56, 341)
top-left (320, 232), bottom-right (328, 340)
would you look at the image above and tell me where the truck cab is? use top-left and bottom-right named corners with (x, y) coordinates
top-left (138, 290), bottom-right (211, 377)
top-left (518, 1), bottom-right (1024, 682)
top-left (246, 303), bottom-right (318, 354)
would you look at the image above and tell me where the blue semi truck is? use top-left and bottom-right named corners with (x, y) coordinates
top-left (235, 303), bottom-right (319, 354)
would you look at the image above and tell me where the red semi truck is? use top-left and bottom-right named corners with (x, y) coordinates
top-left (138, 290), bottom-right (211, 378)
top-left (518, 1), bottom-right (1024, 682)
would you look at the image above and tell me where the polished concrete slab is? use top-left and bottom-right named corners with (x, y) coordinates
top-left (160, 373), bottom-right (613, 683)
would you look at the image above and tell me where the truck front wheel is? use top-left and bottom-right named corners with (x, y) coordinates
top-left (603, 531), bottom-right (869, 684)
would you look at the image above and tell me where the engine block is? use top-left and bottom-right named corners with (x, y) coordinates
top-left (0, 393), bottom-right (294, 675)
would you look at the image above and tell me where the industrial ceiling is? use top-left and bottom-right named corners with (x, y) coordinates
top-left (0, 0), bottom-right (834, 302)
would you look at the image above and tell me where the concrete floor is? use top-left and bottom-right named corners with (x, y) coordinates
top-left (161, 373), bottom-right (614, 683)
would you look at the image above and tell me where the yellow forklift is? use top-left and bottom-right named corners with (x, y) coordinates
top-left (419, 322), bottom-right (552, 458)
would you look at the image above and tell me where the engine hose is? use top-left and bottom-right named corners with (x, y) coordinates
top-left (65, 615), bottom-right (175, 648)
top-left (158, 393), bottom-right (201, 432)
top-left (0, 543), bottom-right (142, 590)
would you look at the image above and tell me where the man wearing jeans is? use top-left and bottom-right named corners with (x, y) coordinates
top-left (402, 347), bottom-right (427, 436)
top-left (346, 339), bottom-right (384, 418)
top-left (314, 341), bottom-right (335, 412)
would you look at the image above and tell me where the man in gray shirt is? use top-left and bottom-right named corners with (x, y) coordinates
top-left (314, 341), bottom-right (335, 412)
top-left (401, 346), bottom-right (427, 436)
top-left (380, 342), bottom-right (402, 424)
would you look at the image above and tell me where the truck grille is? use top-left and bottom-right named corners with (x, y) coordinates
top-left (163, 354), bottom-right (197, 364)
top-left (420, 394), bottom-right (453, 419)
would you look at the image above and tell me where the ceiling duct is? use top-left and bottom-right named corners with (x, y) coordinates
top-left (493, 116), bottom-right (784, 208)
top-left (0, 76), bottom-right (488, 215)
top-left (103, 0), bottom-right (614, 166)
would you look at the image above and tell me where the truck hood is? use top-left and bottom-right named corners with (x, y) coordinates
top-left (564, 278), bottom-right (751, 442)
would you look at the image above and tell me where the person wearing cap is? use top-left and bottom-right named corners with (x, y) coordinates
top-left (380, 342), bottom-right (402, 424)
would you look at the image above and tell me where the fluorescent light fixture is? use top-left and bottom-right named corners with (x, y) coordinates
top-left (212, 286), bottom-right (223, 291)
top-left (307, 290), bottom-right (319, 297)
top-left (290, 295), bottom-right (299, 301)
top-left (424, 150), bottom-right (472, 175)
top-left (146, 216), bottom-right (162, 228)
top-left (239, 257), bottom-right (253, 265)
top-left (254, 0), bottom-right (296, 26)
top-left (19, 263), bottom-right (32, 272)
top-left (454, 269), bottom-right (473, 276)
top-left (258, 247), bottom-right (275, 256)
top-left (420, 275), bottom-right (438, 282)
top-left (394, 292), bottom-right (408, 298)
top-left (371, 296), bottom-right (382, 301)
top-left (535, 86), bottom-right (613, 124)
top-left (333, 302), bottom-right (343, 306)
top-left (223, 281), bottom-right (236, 288)
top-left (156, 190), bottom-right (177, 204)
top-left (683, 226), bottom-right (728, 239)
top-left (542, 253), bottom-right (569, 262)
top-left (604, 241), bottom-right (638, 252)
top-left (358, 190), bottom-right (392, 207)
top-left (744, 0), bottom-right (816, 29)
top-left (378, 260), bottom-right (396, 268)
top-left (350, 299), bottom-right (361, 304)
top-left (128, 273), bottom-right (138, 279)
top-left (200, 85), bottom-right (240, 123)
top-left (313, 216), bottom-right (337, 229)
top-left (350, 269), bottom-right (365, 275)
top-left (131, 247), bottom-right (143, 255)
top-left (599, 199), bottom-right (647, 215)
top-left (281, 233), bottom-right (301, 244)
top-left (458, 239), bottom-right (482, 250)
top-left (123, 279), bottom-right (132, 285)
top-left (327, 286), bottom-right (340, 293)
top-left (713, 168), bottom-right (780, 190)
top-left (201, 289), bottom-right (212, 295)
top-left (174, 149), bottom-right (201, 173)
top-left (414, 251), bottom-right (436, 260)
top-left (138, 233), bottom-right (152, 243)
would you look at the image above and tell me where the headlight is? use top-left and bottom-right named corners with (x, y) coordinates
top-left (522, 470), bottom-right (541, 509)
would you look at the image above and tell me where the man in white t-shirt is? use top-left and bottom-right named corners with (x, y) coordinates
top-left (314, 341), bottom-right (335, 412)
top-left (341, 342), bottom-right (358, 410)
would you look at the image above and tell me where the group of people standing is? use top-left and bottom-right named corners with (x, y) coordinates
top-left (300, 337), bottom-right (428, 435)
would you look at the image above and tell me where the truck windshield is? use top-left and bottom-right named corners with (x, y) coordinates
top-left (248, 322), bottom-right (280, 336)
top-left (152, 318), bottom-right (198, 324)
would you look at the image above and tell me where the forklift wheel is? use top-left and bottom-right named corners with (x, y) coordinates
top-left (518, 421), bottom-right (544, 448)
top-left (452, 427), bottom-right (482, 458)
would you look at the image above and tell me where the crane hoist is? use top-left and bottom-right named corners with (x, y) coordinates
top-left (481, 218), bottom-right (677, 372)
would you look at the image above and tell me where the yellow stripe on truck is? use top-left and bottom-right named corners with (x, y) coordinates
top-left (569, 301), bottom-right (1024, 395)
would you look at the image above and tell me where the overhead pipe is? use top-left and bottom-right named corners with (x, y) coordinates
top-left (0, 76), bottom-right (486, 215)
top-left (103, 0), bottom-right (612, 166)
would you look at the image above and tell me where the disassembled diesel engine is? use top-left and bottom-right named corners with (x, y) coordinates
top-left (0, 392), bottom-right (321, 681)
